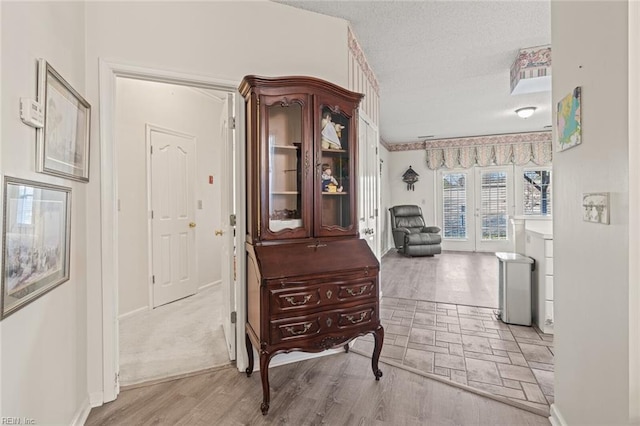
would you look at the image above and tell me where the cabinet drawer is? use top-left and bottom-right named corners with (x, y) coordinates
top-left (545, 275), bottom-right (554, 300)
top-left (270, 304), bottom-right (377, 344)
top-left (545, 301), bottom-right (554, 324)
top-left (545, 257), bottom-right (553, 275)
top-left (269, 276), bottom-right (377, 314)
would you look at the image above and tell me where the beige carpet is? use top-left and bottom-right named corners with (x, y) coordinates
top-left (119, 284), bottom-right (231, 387)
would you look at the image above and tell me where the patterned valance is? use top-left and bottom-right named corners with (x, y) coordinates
top-left (424, 132), bottom-right (552, 170)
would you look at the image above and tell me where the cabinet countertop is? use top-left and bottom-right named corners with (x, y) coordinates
top-left (525, 221), bottom-right (553, 239)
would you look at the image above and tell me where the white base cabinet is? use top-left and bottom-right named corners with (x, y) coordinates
top-left (524, 223), bottom-right (554, 334)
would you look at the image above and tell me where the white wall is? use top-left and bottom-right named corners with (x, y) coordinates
top-left (84, 1), bottom-right (350, 400)
top-left (388, 150), bottom-right (437, 225)
top-left (387, 150), bottom-right (551, 252)
top-left (0, 2), bottom-right (88, 423)
top-left (551, 1), bottom-right (632, 424)
top-left (116, 79), bottom-right (223, 316)
top-left (629, 2), bottom-right (640, 421)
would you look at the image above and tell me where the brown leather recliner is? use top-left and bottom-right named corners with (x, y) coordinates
top-left (389, 205), bottom-right (442, 256)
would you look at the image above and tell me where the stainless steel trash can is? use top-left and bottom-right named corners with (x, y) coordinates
top-left (496, 252), bottom-right (534, 326)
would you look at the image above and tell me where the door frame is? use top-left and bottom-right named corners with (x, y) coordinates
top-left (98, 59), bottom-right (246, 403)
top-left (437, 165), bottom-right (514, 252)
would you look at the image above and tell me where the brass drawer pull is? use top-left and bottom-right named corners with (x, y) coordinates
top-left (286, 323), bottom-right (312, 335)
top-left (346, 285), bottom-right (369, 296)
top-left (345, 312), bottom-right (367, 324)
top-left (284, 295), bottom-right (312, 306)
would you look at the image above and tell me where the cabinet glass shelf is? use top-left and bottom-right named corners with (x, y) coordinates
top-left (271, 145), bottom-right (300, 150)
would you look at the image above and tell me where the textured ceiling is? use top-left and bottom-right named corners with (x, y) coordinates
top-left (274, 1), bottom-right (551, 143)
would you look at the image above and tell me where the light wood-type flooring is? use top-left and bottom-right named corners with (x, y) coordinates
top-left (381, 250), bottom-right (499, 308)
top-left (88, 250), bottom-right (549, 425)
top-left (87, 350), bottom-right (549, 425)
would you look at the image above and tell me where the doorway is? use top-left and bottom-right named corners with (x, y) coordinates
top-left (358, 113), bottom-right (380, 258)
top-left (114, 77), bottom-right (236, 386)
top-left (437, 166), bottom-right (514, 253)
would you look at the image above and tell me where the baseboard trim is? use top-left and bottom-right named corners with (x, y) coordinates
top-left (120, 363), bottom-right (234, 391)
top-left (89, 391), bottom-right (103, 407)
top-left (118, 305), bottom-right (148, 320)
top-left (199, 280), bottom-right (221, 291)
top-left (70, 396), bottom-right (91, 426)
top-left (549, 404), bottom-right (567, 426)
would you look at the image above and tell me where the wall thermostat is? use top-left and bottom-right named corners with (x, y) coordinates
top-left (20, 98), bottom-right (44, 128)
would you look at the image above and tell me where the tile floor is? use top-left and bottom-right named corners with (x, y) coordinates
top-left (353, 297), bottom-right (554, 414)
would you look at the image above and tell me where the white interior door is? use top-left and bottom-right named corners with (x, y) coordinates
top-left (149, 126), bottom-right (198, 307)
top-left (219, 93), bottom-right (236, 360)
top-left (358, 115), bottom-right (380, 257)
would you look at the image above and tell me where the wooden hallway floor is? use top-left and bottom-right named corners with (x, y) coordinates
top-left (86, 350), bottom-right (549, 425)
top-left (87, 251), bottom-right (549, 425)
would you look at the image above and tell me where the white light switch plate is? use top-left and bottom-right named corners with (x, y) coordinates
top-left (20, 98), bottom-right (44, 128)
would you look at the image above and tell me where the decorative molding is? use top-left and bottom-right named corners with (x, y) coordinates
top-left (380, 138), bottom-right (393, 151)
top-left (198, 280), bottom-right (221, 291)
top-left (510, 45), bottom-right (552, 94)
top-left (387, 141), bottom-right (427, 152)
top-left (348, 26), bottom-right (380, 95)
top-left (386, 131), bottom-right (552, 152)
top-left (118, 305), bottom-right (149, 321)
top-left (70, 396), bottom-right (92, 426)
top-left (89, 391), bottom-right (104, 407)
top-left (549, 404), bottom-right (568, 426)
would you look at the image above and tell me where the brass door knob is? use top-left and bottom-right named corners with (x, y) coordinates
top-left (189, 222), bottom-right (197, 228)
top-left (215, 229), bottom-right (224, 236)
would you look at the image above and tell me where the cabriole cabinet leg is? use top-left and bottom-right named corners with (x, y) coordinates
top-left (372, 326), bottom-right (384, 380)
top-left (259, 352), bottom-right (271, 415)
top-left (245, 333), bottom-right (254, 377)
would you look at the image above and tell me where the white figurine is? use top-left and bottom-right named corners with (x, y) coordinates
top-left (321, 111), bottom-right (343, 150)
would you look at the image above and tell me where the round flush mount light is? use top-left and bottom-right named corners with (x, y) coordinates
top-left (515, 107), bottom-right (537, 119)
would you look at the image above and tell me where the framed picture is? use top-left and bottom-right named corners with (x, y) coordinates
top-left (1, 177), bottom-right (72, 319)
top-left (557, 86), bottom-right (582, 152)
top-left (37, 58), bottom-right (91, 182)
top-left (582, 192), bottom-right (609, 225)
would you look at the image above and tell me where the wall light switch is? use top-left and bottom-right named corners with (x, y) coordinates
top-left (197, 200), bottom-right (203, 209)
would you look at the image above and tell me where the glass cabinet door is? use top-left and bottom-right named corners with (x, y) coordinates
top-left (264, 97), bottom-right (310, 239)
top-left (317, 104), bottom-right (355, 235)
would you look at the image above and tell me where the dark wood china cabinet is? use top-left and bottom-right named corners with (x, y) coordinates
top-left (239, 75), bottom-right (383, 415)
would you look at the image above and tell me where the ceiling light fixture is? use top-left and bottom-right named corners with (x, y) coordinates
top-left (515, 107), bottom-right (537, 119)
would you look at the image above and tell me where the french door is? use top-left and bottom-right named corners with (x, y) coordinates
top-left (437, 166), bottom-right (513, 252)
